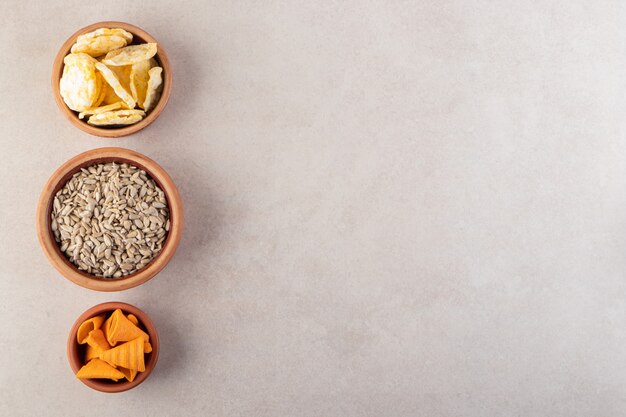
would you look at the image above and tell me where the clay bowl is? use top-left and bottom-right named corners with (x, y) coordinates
top-left (36, 147), bottom-right (184, 291)
top-left (68, 302), bottom-right (159, 393)
top-left (52, 21), bottom-right (172, 137)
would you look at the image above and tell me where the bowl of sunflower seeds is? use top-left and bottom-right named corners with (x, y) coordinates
top-left (36, 147), bottom-right (183, 291)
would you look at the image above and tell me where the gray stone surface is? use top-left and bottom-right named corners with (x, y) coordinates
top-left (2, 1), bottom-right (626, 415)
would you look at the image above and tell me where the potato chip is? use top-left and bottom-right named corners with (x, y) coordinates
top-left (92, 71), bottom-right (106, 108)
top-left (66, 53), bottom-right (102, 108)
top-left (108, 64), bottom-right (132, 90)
top-left (142, 66), bottom-right (163, 112)
top-left (71, 35), bottom-right (128, 57)
top-left (76, 28), bottom-right (133, 44)
top-left (63, 52), bottom-right (97, 66)
top-left (130, 58), bottom-right (156, 108)
top-left (98, 64), bottom-right (131, 105)
top-left (79, 102), bottom-right (125, 119)
top-left (102, 43), bottom-right (158, 66)
top-left (95, 62), bottom-right (136, 108)
top-left (87, 110), bottom-right (145, 126)
top-left (100, 82), bottom-right (121, 105)
top-left (59, 53), bottom-right (100, 112)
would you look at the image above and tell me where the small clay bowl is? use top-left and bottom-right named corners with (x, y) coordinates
top-left (36, 147), bottom-right (184, 291)
top-left (52, 21), bottom-right (172, 137)
top-left (68, 302), bottom-right (159, 393)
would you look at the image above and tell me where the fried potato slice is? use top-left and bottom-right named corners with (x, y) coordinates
top-left (92, 71), bottom-right (105, 107)
top-left (142, 66), bottom-right (163, 112)
top-left (77, 28), bottom-right (133, 44)
top-left (97, 56), bottom-right (136, 106)
top-left (100, 62), bottom-right (132, 96)
top-left (95, 62), bottom-right (136, 109)
top-left (87, 109), bottom-right (145, 126)
top-left (130, 58), bottom-right (156, 108)
top-left (102, 43), bottom-right (157, 66)
top-left (78, 101), bottom-right (126, 119)
top-left (59, 53), bottom-right (100, 112)
top-left (109, 65), bottom-right (132, 89)
top-left (100, 82), bottom-right (120, 105)
top-left (98, 63), bottom-right (132, 105)
top-left (63, 52), bottom-right (97, 66)
top-left (71, 35), bottom-right (128, 57)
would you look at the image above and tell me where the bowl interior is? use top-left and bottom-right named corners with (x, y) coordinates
top-left (45, 156), bottom-right (175, 283)
top-left (68, 302), bottom-right (159, 393)
top-left (53, 22), bottom-right (171, 137)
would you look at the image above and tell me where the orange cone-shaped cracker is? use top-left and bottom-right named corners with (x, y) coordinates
top-left (85, 329), bottom-right (111, 352)
top-left (99, 336), bottom-right (145, 372)
top-left (118, 366), bottom-right (138, 382)
top-left (76, 358), bottom-right (125, 381)
top-left (126, 313), bottom-right (151, 352)
top-left (127, 314), bottom-right (139, 325)
top-left (85, 344), bottom-right (100, 362)
top-left (104, 309), bottom-right (149, 347)
top-left (102, 314), bottom-right (113, 341)
top-left (77, 314), bottom-right (105, 344)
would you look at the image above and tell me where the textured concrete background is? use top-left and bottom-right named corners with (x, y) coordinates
top-left (2, 1), bottom-right (626, 416)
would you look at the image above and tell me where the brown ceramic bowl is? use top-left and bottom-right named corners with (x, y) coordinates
top-left (36, 148), bottom-right (184, 291)
top-left (52, 21), bottom-right (172, 137)
top-left (68, 302), bottom-right (159, 393)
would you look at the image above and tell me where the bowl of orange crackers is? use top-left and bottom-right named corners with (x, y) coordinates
top-left (67, 301), bottom-right (159, 392)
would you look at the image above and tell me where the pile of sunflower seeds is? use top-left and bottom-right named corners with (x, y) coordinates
top-left (51, 162), bottom-right (170, 278)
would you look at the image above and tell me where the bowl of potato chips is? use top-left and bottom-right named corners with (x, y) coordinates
top-left (52, 22), bottom-right (172, 137)
top-left (67, 302), bottom-right (159, 393)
